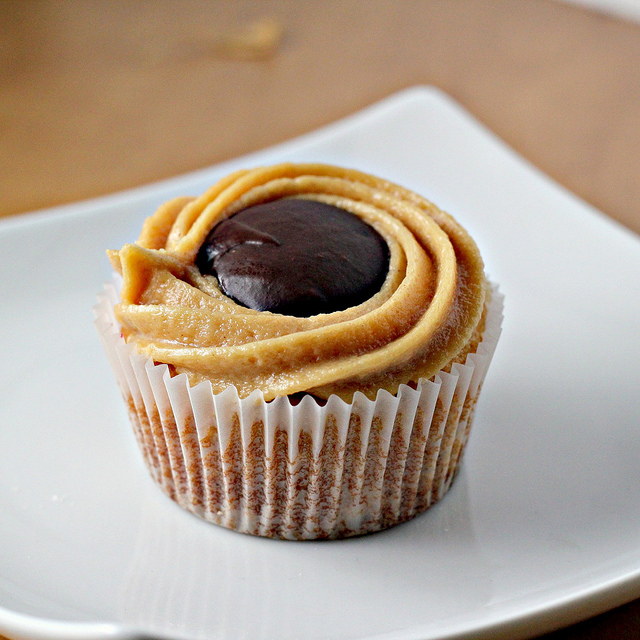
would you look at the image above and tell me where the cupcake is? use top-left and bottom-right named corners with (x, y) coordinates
top-left (95, 163), bottom-right (502, 539)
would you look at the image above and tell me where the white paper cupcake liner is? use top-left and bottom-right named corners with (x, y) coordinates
top-left (94, 280), bottom-right (503, 540)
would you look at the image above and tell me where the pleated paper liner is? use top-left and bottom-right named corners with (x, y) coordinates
top-left (94, 281), bottom-right (503, 540)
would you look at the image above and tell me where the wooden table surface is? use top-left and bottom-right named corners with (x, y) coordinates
top-left (1, 1), bottom-right (639, 639)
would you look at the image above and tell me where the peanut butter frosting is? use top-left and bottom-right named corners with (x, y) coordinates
top-left (108, 163), bottom-right (487, 401)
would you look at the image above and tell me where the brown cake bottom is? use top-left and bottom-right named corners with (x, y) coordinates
top-left (95, 282), bottom-right (503, 540)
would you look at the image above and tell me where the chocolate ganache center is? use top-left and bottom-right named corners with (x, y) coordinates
top-left (195, 198), bottom-right (390, 317)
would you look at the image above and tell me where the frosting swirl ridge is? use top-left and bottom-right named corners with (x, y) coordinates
top-left (109, 163), bottom-right (486, 401)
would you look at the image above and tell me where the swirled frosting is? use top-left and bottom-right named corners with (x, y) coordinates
top-left (108, 163), bottom-right (487, 401)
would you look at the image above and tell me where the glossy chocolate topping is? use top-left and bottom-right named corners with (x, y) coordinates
top-left (196, 199), bottom-right (390, 317)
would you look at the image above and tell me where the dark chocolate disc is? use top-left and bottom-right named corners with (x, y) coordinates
top-left (195, 198), bottom-right (389, 317)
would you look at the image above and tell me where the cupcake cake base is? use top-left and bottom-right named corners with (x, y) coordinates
top-left (95, 282), bottom-right (503, 540)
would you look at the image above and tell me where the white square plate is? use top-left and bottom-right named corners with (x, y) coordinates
top-left (1, 86), bottom-right (639, 640)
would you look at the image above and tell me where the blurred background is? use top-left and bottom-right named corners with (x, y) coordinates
top-left (1, 0), bottom-right (639, 237)
top-left (1, 1), bottom-right (639, 638)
